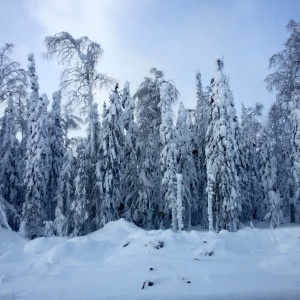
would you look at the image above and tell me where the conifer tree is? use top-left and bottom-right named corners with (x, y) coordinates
top-left (240, 103), bottom-right (263, 221)
top-left (260, 124), bottom-right (282, 228)
top-left (134, 131), bottom-right (157, 229)
top-left (290, 90), bottom-right (300, 223)
top-left (22, 54), bottom-right (51, 239)
top-left (98, 88), bottom-right (125, 226)
top-left (265, 19), bottom-right (300, 222)
top-left (0, 95), bottom-right (22, 230)
top-left (48, 90), bottom-right (64, 219)
top-left (135, 69), bottom-right (164, 228)
top-left (194, 72), bottom-right (209, 227)
top-left (121, 82), bottom-right (140, 224)
top-left (135, 69), bottom-right (178, 228)
top-left (206, 57), bottom-right (241, 232)
top-left (268, 101), bottom-right (294, 220)
top-left (160, 82), bottom-right (178, 230)
top-left (54, 149), bottom-right (76, 236)
top-left (68, 140), bottom-right (89, 236)
top-left (176, 102), bottom-right (198, 230)
top-left (86, 102), bottom-right (101, 232)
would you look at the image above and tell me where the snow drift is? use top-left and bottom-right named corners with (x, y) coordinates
top-left (1, 219), bottom-right (300, 299)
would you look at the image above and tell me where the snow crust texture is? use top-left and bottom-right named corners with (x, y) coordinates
top-left (1, 219), bottom-right (300, 299)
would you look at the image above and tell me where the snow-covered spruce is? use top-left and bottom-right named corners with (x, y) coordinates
top-left (53, 149), bottom-right (76, 236)
top-left (134, 68), bottom-right (165, 228)
top-left (21, 56), bottom-right (49, 238)
top-left (86, 102), bottom-right (102, 232)
top-left (68, 140), bottom-right (89, 237)
top-left (259, 122), bottom-right (282, 228)
top-left (291, 90), bottom-right (300, 223)
top-left (0, 95), bottom-right (23, 230)
top-left (121, 82), bottom-right (140, 225)
top-left (265, 19), bottom-right (300, 223)
top-left (176, 102), bottom-right (198, 231)
top-left (98, 88), bottom-right (125, 227)
top-left (48, 90), bottom-right (65, 220)
top-left (160, 81), bottom-right (178, 231)
top-left (240, 103), bottom-right (263, 221)
top-left (205, 57), bottom-right (241, 232)
top-left (22, 54), bottom-right (51, 239)
top-left (194, 71), bottom-right (209, 227)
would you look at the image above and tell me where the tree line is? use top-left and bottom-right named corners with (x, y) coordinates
top-left (0, 20), bottom-right (300, 239)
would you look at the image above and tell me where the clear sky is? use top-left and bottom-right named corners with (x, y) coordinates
top-left (1, 0), bottom-right (300, 118)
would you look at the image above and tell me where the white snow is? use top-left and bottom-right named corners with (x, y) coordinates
top-left (1, 218), bottom-right (300, 299)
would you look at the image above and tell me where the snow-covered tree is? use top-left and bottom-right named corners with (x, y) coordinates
top-left (290, 90), bottom-right (300, 223)
top-left (206, 57), bottom-right (241, 232)
top-left (134, 69), bottom-right (164, 228)
top-left (240, 103), bottom-right (263, 221)
top-left (160, 81), bottom-right (178, 230)
top-left (135, 69), bottom-right (178, 228)
top-left (121, 82), bottom-right (140, 224)
top-left (265, 19), bottom-right (300, 222)
top-left (193, 71), bottom-right (209, 227)
top-left (98, 88), bottom-right (125, 226)
top-left (44, 32), bottom-right (114, 157)
top-left (259, 123), bottom-right (282, 228)
top-left (133, 131), bottom-right (157, 229)
top-left (0, 43), bottom-right (27, 104)
top-left (268, 101), bottom-right (294, 220)
top-left (0, 95), bottom-right (23, 230)
top-left (21, 54), bottom-right (50, 239)
top-left (86, 103), bottom-right (101, 159)
top-left (61, 101), bottom-right (83, 149)
top-left (54, 149), bottom-right (76, 236)
top-left (68, 140), bottom-right (89, 237)
top-left (0, 196), bottom-right (10, 229)
top-left (84, 102), bottom-right (102, 232)
top-left (176, 102), bottom-right (198, 231)
top-left (14, 92), bottom-right (29, 157)
top-left (48, 90), bottom-right (65, 219)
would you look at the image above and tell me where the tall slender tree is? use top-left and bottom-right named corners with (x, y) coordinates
top-left (135, 69), bottom-right (178, 228)
top-left (265, 19), bottom-right (300, 222)
top-left (0, 95), bottom-right (22, 230)
top-left (194, 72), bottom-right (209, 227)
top-left (98, 87), bottom-right (125, 226)
top-left (240, 103), bottom-right (263, 221)
top-left (68, 139), bottom-right (89, 236)
top-left (290, 90), bottom-right (300, 223)
top-left (54, 149), bottom-right (76, 236)
top-left (22, 54), bottom-right (50, 239)
top-left (48, 90), bottom-right (64, 219)
top-left (160, 81), bottom-right (178, 230)
top-left (259, 123), bottom-right (282, 228)
top-left (206, 57), bottom-right (241, 232)
top-left (121, 82), bottom-right (140, 224)
top-left (176, 102), bottom-right (198, 230)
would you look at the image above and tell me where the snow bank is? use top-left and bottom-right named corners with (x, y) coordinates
top-left (1, 220), bottom-right (300, 299)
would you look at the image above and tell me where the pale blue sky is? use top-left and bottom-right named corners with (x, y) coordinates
top-left (1, 0), bottom-right (300, 117)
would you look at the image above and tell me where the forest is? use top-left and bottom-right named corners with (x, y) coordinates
top-left (0, 19), bottom-right (300, 240)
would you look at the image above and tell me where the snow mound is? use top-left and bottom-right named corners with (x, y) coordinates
top-left (1, 222), bottom-right (300, 299)
top-left (41, 236), bottom-right (112, 265)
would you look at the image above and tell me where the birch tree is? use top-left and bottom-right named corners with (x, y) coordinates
top-left (44, 32), bottom-right (114, 157)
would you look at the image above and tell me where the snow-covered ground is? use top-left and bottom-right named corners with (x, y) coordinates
top-left (1, 219), bottom-right (300, 300)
